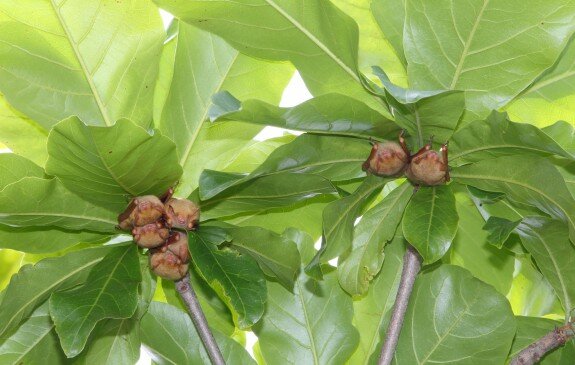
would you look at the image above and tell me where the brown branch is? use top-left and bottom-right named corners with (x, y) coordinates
top-left (378, 245), bottom-right (422, 365)
top-left (175, 272), bottom-right (226, 365)
top-left (510, 321), bottom-right (574, 365)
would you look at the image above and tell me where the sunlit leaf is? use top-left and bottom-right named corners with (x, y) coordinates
top-left (0, 152), bottom-right (43, 190)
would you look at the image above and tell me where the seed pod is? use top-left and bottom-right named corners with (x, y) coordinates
top-left (164, 198), bottom-right (200, 230)
top-left (149, 232), bottom-right (190, 280)
top-left (362, 141), bottom-right (409, 177)
top-left (117, 195), bottom-right (164, 230)
top-left (132, 222), bottom-right (170, 249)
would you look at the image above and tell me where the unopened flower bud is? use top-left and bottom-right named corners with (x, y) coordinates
top-left (117, 195), bottom-right (164, 230)
top-left (132, 222), bottom-right (170, 249)
top-left (164, 198), bottom-right (200, 230)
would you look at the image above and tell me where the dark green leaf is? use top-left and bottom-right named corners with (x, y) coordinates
top-left (0, 154), bottom-right (43, 189)
top-left (189, 231), bottom-right (266, 329)
top-left (402, 185), bottom-right (459, 264)
top-left (50, 245), bottom-right (141, 357)
top-left (140, 302), bottom-right (255, 365)
top-left (209, 92), bottom-right (399, 139)
top-left (46, 117), bottom-right (182, 211)
top-left (395, 265), bottom-right (516, 364)
top-left (483, 216), bottom-right (522, 248)
top-left (338, 183), bottom-right (412, 296)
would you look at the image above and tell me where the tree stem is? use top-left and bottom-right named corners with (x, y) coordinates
top-left (175, 272), bottom-right (226, 365)
top-left (510, 321), bottom-right (574, 365)
top-left (378, 244), bottom-right (422, 365)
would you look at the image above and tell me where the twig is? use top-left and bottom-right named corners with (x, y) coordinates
top-left (510, 321), bottom-right (574, 365)
top-left (378, 245), bottom-right (422, 365)
top-left (175, 272), bottom-right (226, 365)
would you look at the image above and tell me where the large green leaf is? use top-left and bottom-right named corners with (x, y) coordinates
top-left (153, 0), bottom-right (389, 114)
top-left (508, 316), bottom-right (575, 364)
top-left (189, 231), bottom-right (266, 329)
top-left (0, 0), bottom-right (164, 128)
top-left (200, 134), bottom-right (371, 200)
top-left (200, 173), bottom-right (337, 221)
top-left (0, 95), bottom-right (48, 166)
top-left (0, 154), bottom-right (44, 189)
top-left (0, 303), bottom-right (67, 365)
top-left (46, 117), bottom-right (182, 212)
top-left (0, 245), bottom-right (113, 337)
top-left (402, 185), bottom-right (459, 264)
top-left (0, 177), bottom-right (117, 232)
top-left (506, 36), bottom-right (575, 127)
top-left (448, 188), bottom-right (514, 295)
top-left (254, 242), bottom-right (359, 365)
top-left (154, 21), bottom-right (292, 197)
top-left (516, 217), bottom-right (575, 315)
top-left (0, 250), bottom-right (24, 291)
top-left (50, 245), bottom-right (141, 357)
top-left (306, 176), bottom-right (388, 278)
top-left (209, 92), bottom-right (400, 139)
top-left (141, 302), bottom-right (255, 365)
top-left (450, 112), bottom-right (572, 165)
top-left (371, 0), bottom-right (406, 66)
top-left (348, 237), bottom-right (405, 365)
top-left (543, 121), bottom-right (575, 155)
top-left (451, 155), bottom-right (575, 242)
top-left (395, 265), bottom-right (516, 364)
top-left (338, 182), bottom-right (412, 296)
top-left (403, 0), bottom-right (575, 121)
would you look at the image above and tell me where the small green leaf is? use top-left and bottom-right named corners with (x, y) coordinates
top-left (0, 154), bottom-right (43, 189)
top-left (189, 231), bottom-right (266, 329)
top-left (372, 66), bottom-right (445, 103)
top-left (338, 183), bottom-right (412, 296)
top-left (402, 185), bottom-right (459, 264)
top-left (209, 92), bottom-right (399, 139)
top-left (483, 216), bottom-right (522, 248)
top-left (395, 265), bottom-right (516, 364)
top-left (50, 245), bottom-right (141, 357)
top-left (0, 177), bottom-right (117, 232)
top-left (140, 302), bottom-right (255, 365)
top-left (0, 245), bottom-right (113, 337)
top-left (46, 117), bottom-right (182, 211)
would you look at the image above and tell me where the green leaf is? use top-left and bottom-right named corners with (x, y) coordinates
top-left (141, 301), bottom-right (255, 365)
top-left (153, 0), bottom-right (388, 114)
top-left (209, 92), bottom-right (400, 139)
top-left (338, 183), bottom-right (412, 296)
top-left (509, 316), bottom-right (575, 364)
top-left (372, 66), bottom-right (445, 104)
top-left (200, 134), bottom-right (371, 200)
top-left (403, 0), bottom-right (575, 121)
top-left (0, 153), bottom-right (44, 189)
top-left (483, 216), bottom-right (522, 248)
top-left (450, 112), bottom-right (572, 164)
top-left (448, 189), bottom-right (515, 295)
top-left (154, 21), bottom-right (292, 197)
top-left (254, 258), bottom-right (359, 364)
top-left (0, 250), bottom-right (24, 291)
top-left (0, 177), bottom-right (117, 232)
top-left (506, 36), bottom-right (575, 127)
top-left (395, 265), bottom-right (516, 364)
top-left (402, 185), bottom-right (459, 264)
top-left (225, 226), bottom-right (301, 290)
top-left (451, 155), bottom-right (575, 242)
top-left (189, 231), bottom-right (266, 329)
top-left (50, 244), bottom-right (141, 357)
top-left (306, 176), bottom-right (388, 278)
top-left (0, 0), bottom-right (164, 128)
top-left (46, 117), bottom-right (182, 212)
top-left (543, 121), bottom-right (575, 155)
top-left (0, 95), bottom-right (48, 166)
top-left (348, 237), bottom-right (405, 365)
top-left (200, 173), bottom-right (337, 221)
top-left (0, 245), bottom-right (113, 337)
top-left (0, 303), bottom-right (67, 365)
top-left (371, 0), bottom-right (406, 66)
top-left (516, 217), bottom-right (575, 315)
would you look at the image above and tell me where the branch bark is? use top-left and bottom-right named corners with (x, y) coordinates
top-left (175, 272), bottom-right (226, 365)
top-left (378, 244), bottom-right (422, 365)
top-left (510, 321), bottom-right (574, 365)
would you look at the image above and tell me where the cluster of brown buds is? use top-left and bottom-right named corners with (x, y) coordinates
top-left (362, 131), bottom-right (450, 186)
top-left (117, 189), bottom-right (200, 280)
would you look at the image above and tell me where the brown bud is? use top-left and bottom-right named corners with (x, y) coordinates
top-left (149, 231), bottom-right (190, 280)
top-left (117, 195), bottom-right (164, 230)
top-left (164, 198), bottom-right (200, 230)
top-left (132, 222), bottom-right (170, 249)
top-left (362, 141), bottom-right (409, 177)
